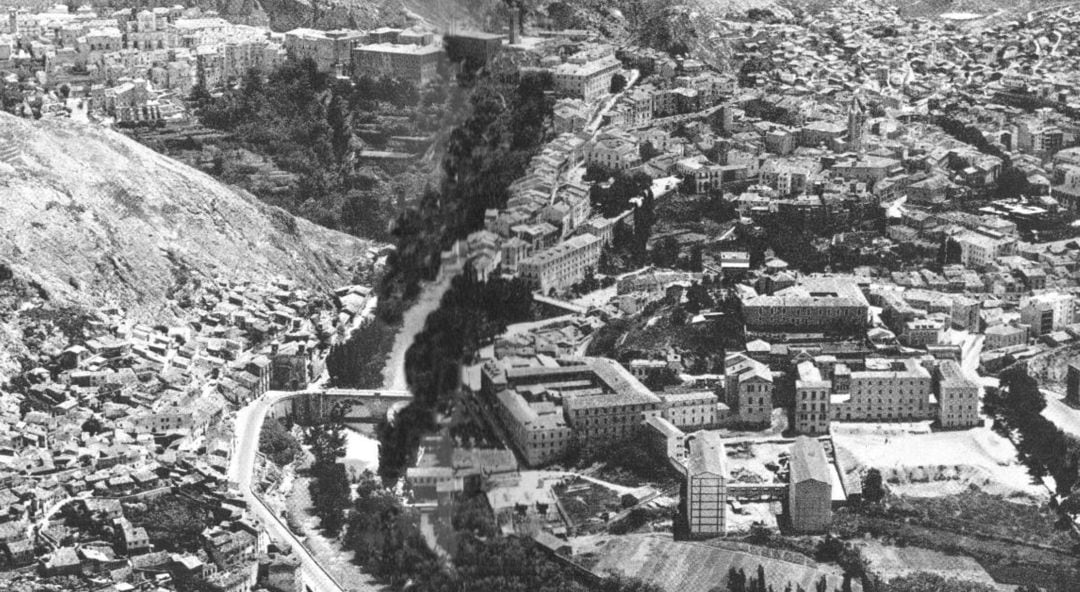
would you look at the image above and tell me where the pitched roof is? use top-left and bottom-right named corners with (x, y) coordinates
top-left (790, 437), bottom-right (830, 485)
top-left (687, 431), bottom-right (726, 478)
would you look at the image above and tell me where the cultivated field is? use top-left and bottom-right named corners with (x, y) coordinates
top-left (856, 539), bottom-right (1000, 585)
top-left (588, 534), bottom-right (849, 592)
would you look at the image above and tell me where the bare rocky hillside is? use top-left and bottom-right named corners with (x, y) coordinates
top-left (0, 113), bottom-right (379, 377)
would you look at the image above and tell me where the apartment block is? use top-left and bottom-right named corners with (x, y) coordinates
top-left (935, 360), bottom-right (981, 429)
top-left (552, 54), bottom-right (620, 102)
top-left (660, 391), bottom-right (719, 430)
top-left (518, 233), bottom-right (603, 293)
top-left (723, 353), bottom-right (774, 426)
top-left (1020, 292), bottom-right (1075, 337)
top-left (743, 278), bottom-right (869, 333)
top-left (284, 28), bottom-right (363, 71)
top-left (952, 228), bottom-right (1017, 268)
top-left (795, 361), bottom-right (831, 435)
top-left (830, 359), bottom-right (933, 422)
top-left (352, 42), bottom-right (443, 84)
top-left (483, 357), bottom-right (661, 466)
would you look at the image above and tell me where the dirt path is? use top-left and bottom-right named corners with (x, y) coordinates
top-left (380, 275), bottom-right (453, 392)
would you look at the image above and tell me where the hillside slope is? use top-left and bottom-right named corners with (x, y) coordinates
top-left (0, 112), bottom-right (376, 324)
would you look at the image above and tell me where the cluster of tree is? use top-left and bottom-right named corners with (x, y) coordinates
top-left (190, 60), bottom-right (434, 242)
top-left (305, 410), bottom-right (351, 534)
top-left (862, 468), bottom-right (886, 503)
top-left (378, 275), bottom-right (535, 481)
top-left (325, 317), bottom-right (398, 388)
top-left (258, 417), bottom-right (303, 466)
top-left (717, 565), bottom-right (846, 592)
top-left (565, 437), bottom-right (680, 488)
top-left (741, 214), bottom-right (834, 273)
top-left (650, 236), bottom-right (705, 272)
top-left (565, 266), bottom-right (616, 297)
top-left (345, 472), bottom-right (663, 592)
top-left (451, 493), bottom-right (500, 537)
top-left (379, 70), bottom-right (555, 320)
top-left (343, 471), bottom-right (438, 588)
top-left (985, 365), bottom-right (1080, 496)
top-left (125, 495), bottom-right (212, 553)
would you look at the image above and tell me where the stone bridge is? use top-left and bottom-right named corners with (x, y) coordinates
top-left (268, 388), bottom-right (413, 424)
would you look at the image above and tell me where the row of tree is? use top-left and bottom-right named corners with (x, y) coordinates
top-left (305, 410), bottom-right (351, 534)
top-left (986, 365), bottom-right (1080, 496)
top-left (377, 275), bottom-right (535, 482)
top-left (379, 69), bottom-right (555, 320)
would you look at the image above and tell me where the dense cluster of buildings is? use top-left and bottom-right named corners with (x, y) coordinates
top-left (2, 4), bottom-right (287, 122)
top-left (1, 5), bottom-right (513, 124)
top-left (0, 269), bottom-right (377, 588)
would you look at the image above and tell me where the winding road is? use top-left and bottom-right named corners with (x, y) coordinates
top-left (230, 390), bottom-right (377, 592)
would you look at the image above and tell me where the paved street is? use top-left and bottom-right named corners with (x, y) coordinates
top-left (231, 391), bottom-right (378, 592)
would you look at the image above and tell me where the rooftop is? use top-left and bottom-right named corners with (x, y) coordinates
top-left (687, 431), bottom-right (727, 478)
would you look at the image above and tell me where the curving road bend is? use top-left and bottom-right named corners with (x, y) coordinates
top-left (230, 391), bottom-right (378, 592)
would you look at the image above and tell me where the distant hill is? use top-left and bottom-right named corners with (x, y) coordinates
top-left (0, 113), bottom-right (380, 378)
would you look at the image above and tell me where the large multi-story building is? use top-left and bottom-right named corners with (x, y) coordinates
top-left (935, 360), bottom-right (980, 428)
top-left (951, 228), bottom-right (1017, 269)
top-left (830, 358), bottom-right (933, 422)
top-left (902, 317), bottom-right (945, 347)
top-left (686, 431), bottom-right (727, 537)
top-left (743, 278), bottom-right (869, 333)
top-left (788, 437), bottom-right (832, 533)
top-left (586, 130), bottom-right (640, 171)
top-left (444, 31), bottom-right (503, 66)
top-left (795, 361), bottom-right (831, 435)
top-left (660, 391), bottom-right (720, 430)
top-left (552, 53), bottom-right (620, 102)
top-left (283, 28), bottom-right (363, 72)
top-left (352, 42), bottom-right (443, 84)
top-left (1020, 292), bottom-right (1075, 337)
top-left (984, 324), bottom-right (1027, 350)
top-left (483, 357), bottom-right (661, 465)
top-left (723, 353), bottom-right (774, 426)
top-left (517, 233), bottom-right (603, 293)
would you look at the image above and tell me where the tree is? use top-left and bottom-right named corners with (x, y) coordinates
top-left (815, 534), bottom-right (845, 563)
top-left (305, 413), bottom-right (347, 464)
top-left (880, 572), bottom-right (997, 592)
top-left (863, 468), bottom-right (885, 503)
top-left (81, 416), bottom-right (104, 436)
top-left (639, 141), bottom-right (660, 162)
top-left (997, 365), bottom-right (1045, 415)
top-left (309, 460), bottom-right (351, 534)
top-left (610, 73), bottom-right (628, 94)
top-left (652, 236), bottom-right (681, 268)
top-left (728, 567), bottom-right (748, 592)
top-left (326, 94), bottom-right (353, 165)
top-left (996, 166), bottom-right (1029, 199)
top-left (685, 283), bottom-right (714, 313)
top-left (452, 494), bottom-right (498, 537)
top-left (259, 418), bottom-right (302, 466)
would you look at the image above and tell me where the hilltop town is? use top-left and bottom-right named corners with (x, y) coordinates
top-left (4, 0), bottom-right (1080, 592)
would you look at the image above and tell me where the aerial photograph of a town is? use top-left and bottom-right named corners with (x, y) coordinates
top-left (8, 0), bottom-right (1080, 590)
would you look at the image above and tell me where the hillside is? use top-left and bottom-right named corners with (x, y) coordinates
top-left (0, 113), bottom-right (379, 377)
